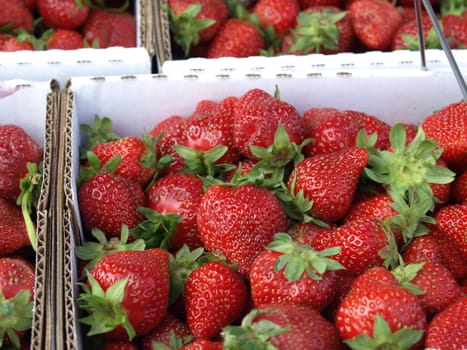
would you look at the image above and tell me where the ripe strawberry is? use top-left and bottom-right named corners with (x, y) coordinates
top-left (348, 0), bottom-right (403, 50)
top-left (435, 203), bottom-right (467, 258)
top-left (1, 35), bottom-right (35, 51)
top-left (0, 257), bottom-right (35, 348)
top-left (442, 13), bottom-right (467, 49)
top-left (0, 0), bottom-right (33, 32)
top-left (421, 101), bottom-right (467, 171)
top-left (452, 169), bottom-right (467, 203)
top-left (288, 147), bottom-right (368, 222)
top-left (425, 296), bottom-right (467, 350)
top-left (288, 220), bottom-right (336, 247)
top-left (336, 266), bottom-right (426, 349)
top-left (181, 339), bottom-right (223, 350)
top-left (78, 248), bottom-right (170, 341)
top-left (391, 15), bottom-right (440, 50)
top-left (141, 313), bottom-right (190, 350)
top-left (206, 18), bottom-right (265, 58)
top-left (146, 173), bottom-right (205, 252)
top-left (83, 8), bottom-right (136, 48)
top-left (150, 115), bottom-right (184, 141)
top-left (282, 6), bottom-right (354, 55)
top-left (223, 303), bottom-right (341, 349)
top-left (37, 0), bottom-right (89, 30)
top-left (77, 172), bottom-right (145, 239)
top-left (249, 233), bottom-right (343, 311)
top-left (252, 0), bottom-right (301, 37)
top-left (197, 183), bottom-right (288, 276)
top-left (343, 109), bottom-right (391, 150)
top-left (0, 198), bottom-right (31, 255)
top-left (233, 88), bottom-right (305, 160)
top-left (13, 0), bottom-right (37, 12)
top-left (0, 125), bottom-right (43, 202)
top-left (45, 28), bottom-right (84, 49)
top-left (168, 0), bottom-right (229, 57)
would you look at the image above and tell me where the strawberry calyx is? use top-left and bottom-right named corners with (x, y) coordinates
top-left (78, 274), bottom-right (136, 340)
top-left (0, 290), bottom-right (33, 349)
top-left (267, 233), bottom-right (344, 281)
top-left (141, 133), bottom-right (174, 190)
top-left (222, 309), bottom-right (288, 350)
top-left (288, 10), bottom-right (347, 54)
top-left (440, 0), bottom-right (466, 16)
top-left (78, 151), bottom-right (121, 186)
top-left (129, 207), bottom-right (182, 249)
top-left (343, 314), bottom-right (424, 350)
top-left (401, 27), bottom-right (441, 50)
top-left (80, 115), bottom-right (121, 159)
top-left (17, 162), bottom-right (43, 252)
top-left (75, 225), bottom-right (146, 275)
top-left (391, 260), bottom-right (426, 296)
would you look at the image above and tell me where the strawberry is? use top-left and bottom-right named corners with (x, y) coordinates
top-left (181, 339), bottom-right (223, 350)
top-left (184, 261), bottom-right (248, 340)
top-left (288, 220), bottom-right (336, 247)
top-left (150, 115), bottom-right (184, 141)
top-left (435, 203), bottom-right (467, 258)
top-left (288, 147), bottom-right (368, 222)
top-left (421, 101), bottom-right (467, 172)
top-left (0, 0), bottom-right (33, 32)
top-left (167, 0), bottom-right (229, 57)
top-left (391, 15), bottom-right (441, 50)
top-left (348, 0), bottom-right (403, 50)
top-left (13, 0), bottom-right (37, 12)
top-left (1, 35), bottom-right (36, 51)
top-left (452, 169), bottom-right (467, 203)
top-left (249, 233), bottom-right (343, 311)
top-left (336, 266), bottom-right (426, 349)
top-left (425, 296), bottom-right (467, 350)
top-left (37, 0), bottom-right (89, 30)
top-left (45, 28), bottom-right (84, 49)
top-left (442, 12), bottom-right (467, 48)
top-left (302, 107), bottom-right (360, 156)
top-left (282, 6), bottom-right (354, 55)
top-left (141, 313), bottom-right (190, 350)
top-left (252, 0), bottom-right (301, 38)
top-left (0, 198), bottom-right (31, 255)
top-left (232, 88), bottom-right (305, 160)
top-left (78, 248), bottom-right (170, 341)
top-left (83, 8), bottom-right (136, 48)
top-left (0, 257), bottom-right (35, 348)
top-left (77, 172), bottom-right (145, 239)
top-left (299, 0), bottom-right (343, 9)
top-left (146, 173), bottom-right (205, 252)
top-left (0, 125), bottom-right (43, 202)
top-left (343, 109), bottom-right (391, 150)
top-left (223, 303), bottom-right (341, 349)
top-left (197, 183), bottom-right (288, 276)
top-left (206, 18), bottom-right (265, 58)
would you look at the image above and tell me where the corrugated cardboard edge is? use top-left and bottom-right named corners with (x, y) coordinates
top-left (153, 0), bottom-right (172, 72)
top-left (138, 0), bottom-right (156, 59)
top-left (30, 79), bottom-right (60, 350)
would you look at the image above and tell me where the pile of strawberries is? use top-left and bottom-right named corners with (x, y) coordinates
top-left (75, 88), bottom-right (466, 349)
top-left (0, 0), bottom-right (136, 52)
top-left (167, 0), bottom-right (467, 59)
top-left (0, 124), bottom-right (44, 348)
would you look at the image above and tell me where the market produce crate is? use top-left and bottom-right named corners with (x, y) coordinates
top-left (0, 79), bottom-right (59, 349)
top-left (59, 49), bottom-right (466, 348)
top-left (0, 0), bottom-right (154, 86)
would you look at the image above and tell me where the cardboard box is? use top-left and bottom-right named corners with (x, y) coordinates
top-left (61, 53), bottom-right (466, 348)
top-left (0, 79), bottom-right (59, 349)
top-left (0, 0), bottom-right (154, 86)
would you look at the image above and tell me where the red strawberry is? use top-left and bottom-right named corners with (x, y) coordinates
top-left (282, 6), bottom-right (354, 55)
top-left (336, 266), bottom-right (426, 349)
top-left (314, 218), bottom-right (391, 275)
top-left (223, 303), bottom-right (341, 349)
top-left (150, 115), bottom-right (184, 141)
top-left (141, 313), bottom-right (190, 350)
top-left (391, 15), bottom-right (440, 50)
top-left (184, 261), bottom-right (248, 340)
top-left (83, 8), bottom-right (136, 48)
top-left (0, 0), bottom-right (33, 32)
top-left (288, 221), bottom-right (336, 247)
top-left (13, 0), bottom-right (37, 12)
top-left (0, 125), bottom-right (43, 202)
top-left (435, 203), bottom-right (467, 258)
top-left (252, 0), bottom-right (301, 37)
top-left (146, 173), bottom-right (205, 252)
top-left (343, 109), bottom-right (391, 150)
top-left (37, 0), bottom-right (89, 30)
top-left (77, 172), bottom-right (145, 239)
top-left (299, 0), bottom-right (343, 9)
top-left (168, 0), bottom-right (229, 57)
top-left (421, 101), bottom-right (467, 172)
top-left (1, 35), bottom-right (36, 51)
top-left (0, 198), bottom-right (31, 255)
top-left (452, 169), bottom-right (467, 203)
top-left (46, 28), bottom-right (84, 50)
top-left (206, 18), bottom-right (265, 58)
top-left (180, 339), bottom-right (223, 350)
top-left (442, 13), bottom-right (467, 49)
top-left (249, 233), bottom-right (343, 311)
top-left (348, 0), bottom-right (403, 50)
top-left (78, 248), bottom-right (170, 341)
top-left (0, 257), bottom-right (35, 348)
top-left (233, 88), bottom-right (305, 160)
top-left (425, 296), bottom-right (467, 350)
top-left (288, 147), bottom-right (368, 222)
top-left (197, 183), bottom-right (288, 276)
